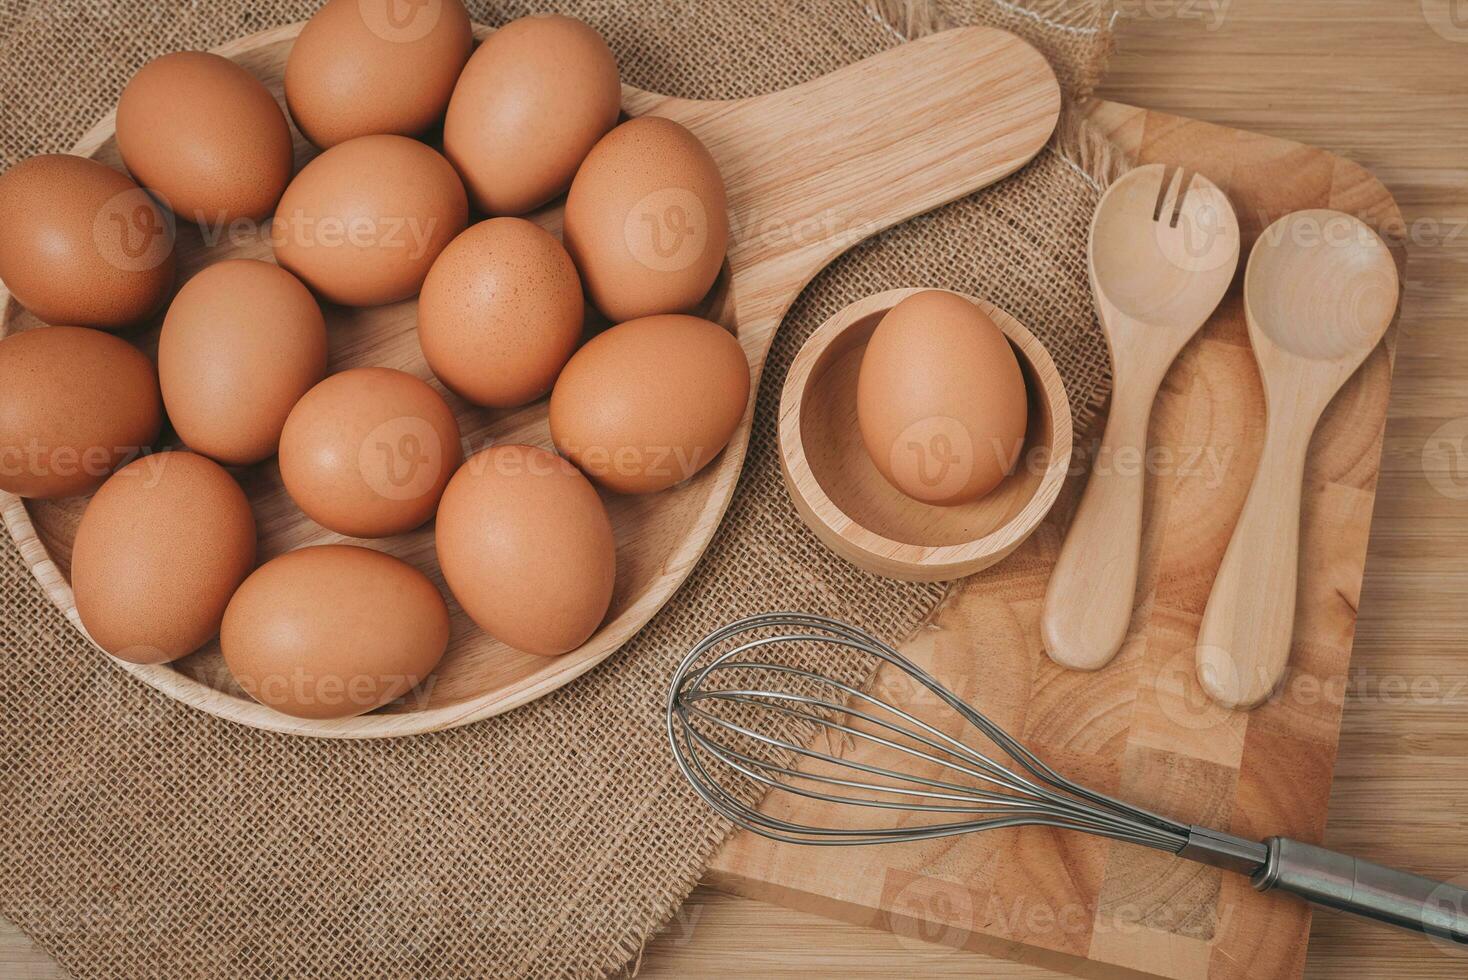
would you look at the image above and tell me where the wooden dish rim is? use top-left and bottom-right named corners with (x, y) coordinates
top-left (0, 21), bottom-right (756, 740)
top-left (777, 287), bottom-right (1073, 581)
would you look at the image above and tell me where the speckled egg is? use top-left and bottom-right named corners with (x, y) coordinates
top-left (435, 444), bottom-right (616, 656)
top-left (0, 326), bottom-right (161, 499)
top-left (221, 544), bottom-right (450, 720)
top-left (443, 13), bottom-right (620, 215)
top-left (278, 367), bottom-right (462, 537)
top-left (71, 451), bottom-right (256, 664)
top-left (417, 217), bottom-right (583, 408)
top-left (116, 51), bottom-right (294, 224)
top-left (563, 116), bottom-right (728, 322)
top-left (285, 0), bottom-right (472, 148)
top-left (272, 134), bottom-right (467, 306)
top-left (159, 259), bottom-right (327, 465)
top-left (0, 154), bottom-right (175, 330)
top-left (549, 314), bottom-right (749, 494)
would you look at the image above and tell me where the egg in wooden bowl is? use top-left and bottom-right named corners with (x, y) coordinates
top-left (778, 287), bottom-right (1072, 583)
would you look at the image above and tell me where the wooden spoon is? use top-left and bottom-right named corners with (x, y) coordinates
top-left (1042, 164), bottom-right (1239, 670)
top-left (1197, 209), bottom-right (1400, 709)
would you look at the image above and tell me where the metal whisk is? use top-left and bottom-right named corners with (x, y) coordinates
top-left (667, 613), bottom-right (1468, 944)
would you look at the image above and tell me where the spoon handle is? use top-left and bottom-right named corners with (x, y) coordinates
top-left (1196, 413), bottom-right (1314, 709)
top-left (1042, 358), bottom-right (1167, 670)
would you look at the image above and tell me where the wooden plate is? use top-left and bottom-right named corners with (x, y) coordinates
top-left (0, 22), bottom-right (1061, 737)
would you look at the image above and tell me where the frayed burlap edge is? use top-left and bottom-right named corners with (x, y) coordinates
top-left (875, 0), bottom-right (1119, 97)
top-left (873, 0), bottom-right (1132, 433)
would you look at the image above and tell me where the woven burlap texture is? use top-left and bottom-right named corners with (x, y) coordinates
top-left (0, 1), bottom-right (1115, 976)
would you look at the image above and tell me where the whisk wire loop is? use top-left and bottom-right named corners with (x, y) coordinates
top-left (678, 690), bottom-right (1177, 846)
top-left (668, 612), bottom-right (1190, 852)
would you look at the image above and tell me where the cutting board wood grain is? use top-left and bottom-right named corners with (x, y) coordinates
top-left (707, 99), bottom-right (1406, 980)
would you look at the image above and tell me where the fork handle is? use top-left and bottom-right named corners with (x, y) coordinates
top-left (1042, 352), bottom-right (1169, 670)
top-left (1255, 837), bottom-right (1468, 944)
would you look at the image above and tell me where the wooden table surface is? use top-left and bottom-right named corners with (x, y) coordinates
top-left (4, 1), bottom-right (1466, 976)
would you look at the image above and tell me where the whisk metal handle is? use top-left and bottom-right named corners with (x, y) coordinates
top-left (1253, 837), bottom-right (1468, 944)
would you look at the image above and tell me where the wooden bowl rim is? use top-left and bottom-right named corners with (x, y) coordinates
top-left (0, 21), bottom-right (755, 739)
top-left (777, 287), bottom-right (1073, 579)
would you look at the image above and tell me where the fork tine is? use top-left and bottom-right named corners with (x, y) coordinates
top-left (1169, 170), bottom-right (1197, 228)
top-left (1153, 165), bottom-right (1188, 224)
top-left (1151, 164), bottom-right (1179, 222)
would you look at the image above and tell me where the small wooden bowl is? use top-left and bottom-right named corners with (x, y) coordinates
top-left (778, 288), bottom-right (1072, 582)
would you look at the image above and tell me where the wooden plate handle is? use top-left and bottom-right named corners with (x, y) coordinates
top-left (626, 26), bottom-right (1062, 310)
top-left (1041, 355), bottom-right (1167, 670)
top-left (1195, 414), bottom-right (1314, 709)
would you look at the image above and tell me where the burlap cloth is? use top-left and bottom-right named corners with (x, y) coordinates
top-left (0, 2), bottom-right (1118, 976)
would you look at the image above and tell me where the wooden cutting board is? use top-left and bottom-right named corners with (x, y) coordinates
top-left (707, 99), bottom-right (1406, 980)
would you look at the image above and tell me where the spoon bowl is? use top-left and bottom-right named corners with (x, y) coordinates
top-left (1244, 209), bottom-right (1401, 367)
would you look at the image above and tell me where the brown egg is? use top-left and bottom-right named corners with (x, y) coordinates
top-left (158, 259), bottom-right (327, 466)
top-left (0, 154), bottom-right (175, 330)
top-left (549, 314), bottom-right (748, 494)
top-left (285, 0), bottom-right (472, 149)
top-left (272, 134), bottom-right (467, 307)
top-left (72, 451), bottom-right (256, 664)
top-left (279, 367), bottom-right (461, 537)
top-left (221, 544), bottom-right (449, 720)
top-left (0, 326), bottom-right (161, 499)
top-left (563, 117), bottom-right (728, 322)
top-left (436, 444), bottom-right (615, 656)
top-left (443, 14), bottom-right (620, 215)
top-left (856, 291), bottom-right (1029, 506)
top-left (417, 218), bottom-right (583, 408)
top-left (116, 51), bottom-right (293, 225)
